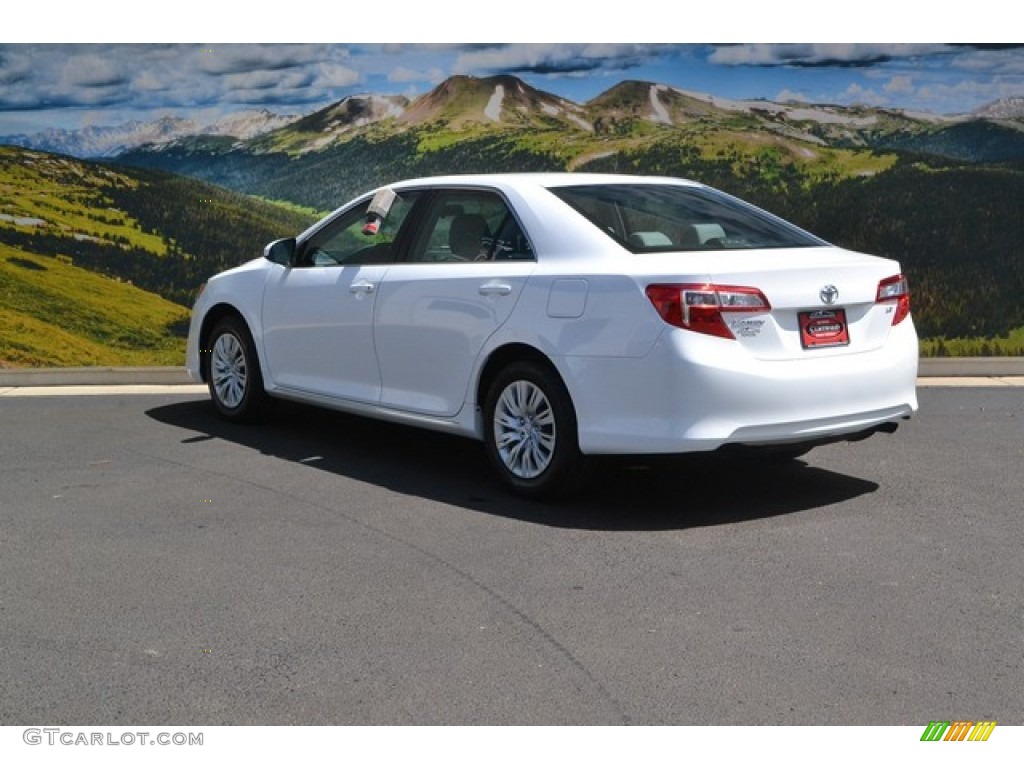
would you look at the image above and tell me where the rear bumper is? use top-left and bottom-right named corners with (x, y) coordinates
top-left (560, 319), bottom-right (919, 454)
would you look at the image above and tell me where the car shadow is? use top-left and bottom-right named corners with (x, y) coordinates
top-left (146, 399), bottom-right (880, 532)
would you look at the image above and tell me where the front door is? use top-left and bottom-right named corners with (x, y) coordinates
top-left (261, 190), bottom-right (422, 401)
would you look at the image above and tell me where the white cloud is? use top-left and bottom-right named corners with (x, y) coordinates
top-left (710, 43), bottom-right (952, 67)
top-left (225, 70), bottom-right (287, 91)
top-left (388, 66), bottom-right (446, 84)
top-left (134, 70), bottom-right (169, 92)
top-left (884, 76), bottom-right (914, 95)
top-left (314, 61), bottom-right (361, 89)
top-left (842, 83), bottom-right (886, 106)
top-left (61, 53), bottom-right (128, 88)
top-left (455, 43), bottom-right (661, 75)
top-left (916, 79), bottom-right (1022, 112)
top-left (953, 48), bottom-right (1024, 75)
top-left (195, 44), bottom-right (341, 76)
top-left (776, 89), bottom-right (809, 103)
top-left (0, 49), bottom-right (33, 85)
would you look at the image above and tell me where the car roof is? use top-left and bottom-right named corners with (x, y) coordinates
top-left (386, 172), bottom-right (705, 194)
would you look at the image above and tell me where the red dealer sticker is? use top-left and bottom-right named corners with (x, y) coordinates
top-left (799, 309), bottom-right (850, 349)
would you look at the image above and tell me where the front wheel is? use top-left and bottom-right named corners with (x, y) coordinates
top-left (205, 315), bottom-right (266, 422)
top-left (483, 361), bottom-right (586, 499)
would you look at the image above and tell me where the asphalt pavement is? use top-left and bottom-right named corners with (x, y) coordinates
top-left (1, 383), bottom-right (1021, 725)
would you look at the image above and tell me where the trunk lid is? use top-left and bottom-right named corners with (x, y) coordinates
top-left (641, 246), bottom-right (906, 360)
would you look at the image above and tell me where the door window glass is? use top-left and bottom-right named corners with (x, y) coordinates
top-left (301, 190), bottom-right (421, 266)
top-left (408, 191), bottom-right (534, 263)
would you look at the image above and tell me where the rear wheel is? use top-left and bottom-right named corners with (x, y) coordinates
top-left (483, 361), bottom-right (585, 499)
top-left (206, 315), bottom-right (266, 422)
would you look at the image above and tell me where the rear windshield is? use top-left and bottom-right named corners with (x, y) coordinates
top-left (549, 183), bottom-right (825, 253)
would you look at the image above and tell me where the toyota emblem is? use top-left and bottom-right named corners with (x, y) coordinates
top-left (819, 285), bottom-right (839, 305)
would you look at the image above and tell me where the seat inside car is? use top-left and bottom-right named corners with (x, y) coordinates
top-left (449, 213), bottom-right (492, 260)
top-left (627, 231), bottom-right (673, 248)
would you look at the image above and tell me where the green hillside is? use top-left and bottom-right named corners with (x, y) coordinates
top-left (0, 149), bottom-right (167, 253)
top-left (0, 146), bottom-right (316, 367)
top-left (0, 245), bottom-right (189, 367)
top-left (795, 161), bottom-right (1024, 340)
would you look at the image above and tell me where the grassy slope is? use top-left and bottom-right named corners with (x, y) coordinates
top-left (0, 148), bottom-right (166, 253)
top-left (0, 148), bottom-right (186, 366)
top-left (0, 146), bottom-right (319, 367)
top-left (0, 246), bottom-right (188, 367)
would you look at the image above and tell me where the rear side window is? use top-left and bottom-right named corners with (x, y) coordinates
top-left (407, 190), bottom-right (534, 263)
top-left (549, 184), bottom-right (825, 253)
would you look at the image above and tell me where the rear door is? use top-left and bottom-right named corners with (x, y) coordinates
top-left (373, 188), bottom-right (536, 417)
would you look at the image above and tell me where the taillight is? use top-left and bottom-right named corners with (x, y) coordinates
top-left (876, 274), bottom-right (910, 325)
top-left (646, 283), bottom-right (771, 339)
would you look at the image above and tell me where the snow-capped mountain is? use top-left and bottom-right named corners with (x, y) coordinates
top-left (972, 96), bottom-right (1024, 120)
top-left (1, 109), bottom-right (297, 158)
top-left (202, 109), bottom-right (298, 140)
top-left (7, 74), bottom-right (1022, 164)
top-left (398, 74), bottom-right (588, 130)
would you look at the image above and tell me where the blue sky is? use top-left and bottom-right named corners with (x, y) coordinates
top-left (2, 13), bottom-right (1022, 135)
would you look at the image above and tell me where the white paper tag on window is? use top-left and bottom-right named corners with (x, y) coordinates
top-left (367, 187), bottom-right (397, 219)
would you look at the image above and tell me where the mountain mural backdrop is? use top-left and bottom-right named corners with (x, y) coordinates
top-left (3, 73), bottom-right (1024, 365)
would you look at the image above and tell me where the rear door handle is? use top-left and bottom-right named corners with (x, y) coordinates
top-left (479, 281), bottom-right (512, 296)
top-left (350, 280), bottom-right (375, 294)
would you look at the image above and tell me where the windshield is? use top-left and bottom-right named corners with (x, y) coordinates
top-left (549, 183), bottom-right (826, 253)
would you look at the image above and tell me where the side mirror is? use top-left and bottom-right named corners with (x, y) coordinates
top-left (264, 237), bottom-right (296, 266)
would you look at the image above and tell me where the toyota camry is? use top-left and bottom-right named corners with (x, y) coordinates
top-left (186, 173), bottom-right (918, 497)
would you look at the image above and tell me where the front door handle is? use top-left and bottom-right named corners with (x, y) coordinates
top-left (479, 281), bottom-right (512, 296)
top-left (350, 280), bottom-right (375, 294)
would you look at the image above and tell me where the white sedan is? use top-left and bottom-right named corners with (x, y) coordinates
top-left (186, 173), bottom-right (918, 497)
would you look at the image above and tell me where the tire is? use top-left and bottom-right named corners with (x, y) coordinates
top-left (483, 361), bottom-right (586, 499)
top-left (205, 315), bottom-right (266, 422)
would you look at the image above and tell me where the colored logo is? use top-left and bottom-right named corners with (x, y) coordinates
top-left (920, 720), bottom-right (996, 742)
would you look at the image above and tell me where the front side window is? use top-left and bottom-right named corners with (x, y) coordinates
top-left (407, 190), bottom-right (534, 263)
top-left (549, 184), bottom-right (825, 253)
top-left (300, 190), bottom-right (421, 267)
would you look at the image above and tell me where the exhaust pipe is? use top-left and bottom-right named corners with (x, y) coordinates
top-left (847, 421), bottom-right (899, 442)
